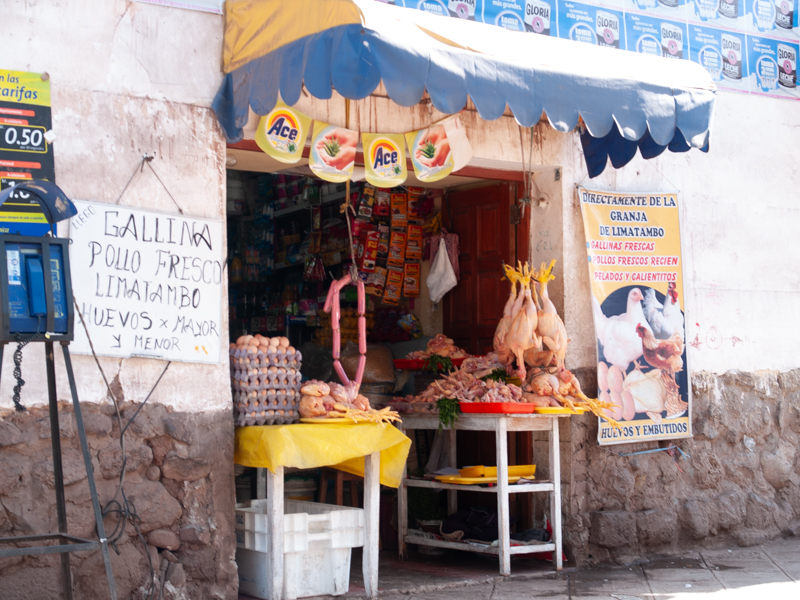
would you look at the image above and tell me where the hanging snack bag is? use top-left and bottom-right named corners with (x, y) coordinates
top-left (383, 267), bottom-right (404, 305)
top-left (406, 223), bottom-right (423, 261)
top-left (403, 262), bottom-right (420, 297)
top-left (361, 230), bottom-right (380, 272)
top-left (377, 223), bottom-right (390, 258)
top-left (388, 229), bottom-right (407, 267)
top-left (356, 188), bottom-right (374, 221)
top-left (374, 189), bottom-right (391, 217)
top-left (391, 193), bottom-right (408, 227)
top-left (365, 267), bottom-right (387, 297)
top-left (407, 187), bottom-right (425, 221)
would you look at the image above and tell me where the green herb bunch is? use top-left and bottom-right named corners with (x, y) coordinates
top-left (322, 137), bottom-right (341, 157)
top-left (425, 354), bottom-right (454, 373)
top-left (288, 142), bottom-right (296, 153)
top-left (421, 140), bottom-right (436, 159)
top-left (481, 368), bottom-right (508, 383)
top-left (437, 397), bottom-right (460, 430)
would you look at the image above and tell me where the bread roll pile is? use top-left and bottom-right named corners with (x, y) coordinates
top-left (230, 335), bottom-right (303, 426)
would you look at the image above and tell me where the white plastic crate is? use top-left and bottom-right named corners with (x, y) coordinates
top-left (235, 499), bottom-right (364, 599)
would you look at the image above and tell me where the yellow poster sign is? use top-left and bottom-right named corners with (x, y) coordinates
top-left (579, 188), bottom-right (691, 446)
top-left (254, 101), bottom-right (310, 164)
top-left (362, 132), bottom-right (407, 188)
top-left (308, 121), bottom-right (357, 183)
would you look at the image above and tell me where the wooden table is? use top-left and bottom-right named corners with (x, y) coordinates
top-left (396, 413), bottom-right (565, 575)
top-left (253, 453), bottom-right (381, 599)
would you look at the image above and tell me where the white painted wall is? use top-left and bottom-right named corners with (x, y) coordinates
top-left (1, 0), bottom-right (228, 411)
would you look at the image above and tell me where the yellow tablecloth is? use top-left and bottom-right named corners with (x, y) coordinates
top-left (235, 423), bottom-right (411, 488)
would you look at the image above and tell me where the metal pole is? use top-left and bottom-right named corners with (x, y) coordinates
top-left (61, 343), bottom-right (118, 600)
top-left (45, 340), bottom-right (73, 600)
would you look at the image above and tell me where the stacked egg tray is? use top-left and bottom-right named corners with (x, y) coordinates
top-left (231, 348), bottom-right (303, 426)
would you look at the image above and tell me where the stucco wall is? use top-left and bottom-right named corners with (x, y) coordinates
top-left (2, 3), bottom-right (235, 599)
top-left (3, 0), bottom-right (228, 412)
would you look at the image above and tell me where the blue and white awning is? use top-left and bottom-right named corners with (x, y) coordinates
top-left (213, 0), bottom-right (716, 178)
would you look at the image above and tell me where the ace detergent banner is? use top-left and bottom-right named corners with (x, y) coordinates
top-left (362, 133), bottom-right (407, 187)
top-left (254, 100), bottom-right (311, 164)
top-left (578, 188), bottom-right (691, 446)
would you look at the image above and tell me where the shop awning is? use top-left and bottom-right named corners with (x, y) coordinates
top-left (213, 0), bottom-right (716, 178)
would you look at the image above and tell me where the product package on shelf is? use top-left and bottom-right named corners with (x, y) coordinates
top-left (230, 335), bottom-right (304, 426)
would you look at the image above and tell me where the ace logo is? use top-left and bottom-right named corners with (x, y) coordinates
top-left (254, 101), bottom-right (311, 164)
top-left (363, 133), bottom-right (407, 187)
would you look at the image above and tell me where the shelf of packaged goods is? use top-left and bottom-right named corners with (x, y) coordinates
top-left (273, 190), bottom-right (347, 218)
top-left (404, 477), bottom-right (554, 494)
top-left (403, 536), bottom-right (556, 556)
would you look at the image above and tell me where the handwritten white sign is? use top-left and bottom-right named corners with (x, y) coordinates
top-left (66, 201), bottom-right (224, 364)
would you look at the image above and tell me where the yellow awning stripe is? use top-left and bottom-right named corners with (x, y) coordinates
top-left (223, 0), bottom-right (363, 74)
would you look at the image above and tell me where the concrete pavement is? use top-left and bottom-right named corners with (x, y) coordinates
top-left (336, 536), bottom-right (798, 599)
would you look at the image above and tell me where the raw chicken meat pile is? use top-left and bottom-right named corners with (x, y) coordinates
top-left (299, 380), bottom-right (400, 424)
top-left (406, 334), bottom-right (470, 360)
top-left (395, 352), bottom-right (523, 404)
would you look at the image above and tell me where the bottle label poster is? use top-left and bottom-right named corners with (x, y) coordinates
top-left (579, 188), bottom-right (691, 446)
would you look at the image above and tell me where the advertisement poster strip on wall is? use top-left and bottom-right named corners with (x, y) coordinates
top-left (579, 188), bottom-right (692, 446)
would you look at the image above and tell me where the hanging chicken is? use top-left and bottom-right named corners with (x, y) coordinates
top-left (493, 264), bottom-right (520, 365)
top-left (503, 262), bottom-right (540, 380)
top-left (525, 260), bottom-right (569, 371)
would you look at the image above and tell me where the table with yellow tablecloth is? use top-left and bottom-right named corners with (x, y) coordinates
top-left (234, 422), bottom-right (411, 600)
top-left (235, 422), bottom-right (411, 488)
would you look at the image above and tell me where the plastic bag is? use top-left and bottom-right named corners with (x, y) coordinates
top-left (427, 238), bottom-right (457, 303)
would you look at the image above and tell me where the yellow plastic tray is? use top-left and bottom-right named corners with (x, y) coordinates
top-left (435, 475), bottom-right (523, 485)
top-left (534, 407), bottom-right (588, 414)
top-left (458, 465), bottom-right (536, 478)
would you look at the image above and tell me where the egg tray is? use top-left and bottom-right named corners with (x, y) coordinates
top-left (232, 371), bottom-right (302, 392)
top-left (234, 394), bottom-right (299, 426)
top-left (235, 410), bottom-right (299, 427)
top-left (234, 388), bottom-right (299, 405)
top-left (230, 349), bottom-right (303, 369)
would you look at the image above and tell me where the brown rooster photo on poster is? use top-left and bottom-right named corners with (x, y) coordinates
top-left (592, 282), bottom-right (689, 425)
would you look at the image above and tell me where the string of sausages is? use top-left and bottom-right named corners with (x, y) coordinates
top-left (323, 180), bottom-right (367, 394)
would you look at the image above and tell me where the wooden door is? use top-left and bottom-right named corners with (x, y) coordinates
top-left (443, 182), bottom-right (525, 355)
top-left (442, 182), bottom-right (533, 523)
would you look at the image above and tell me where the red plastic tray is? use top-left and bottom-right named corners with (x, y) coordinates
top-left (459, 402), bottom-right (536, 414)
top-left (393, 358), bottom-right (466, 370)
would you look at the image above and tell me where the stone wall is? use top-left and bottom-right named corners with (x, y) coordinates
top-left (557, 369), bottom-right (800, 566)
top-left (0, 402), bottom-right (236, 600)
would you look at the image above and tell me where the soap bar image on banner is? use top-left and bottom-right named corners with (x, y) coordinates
top-left (362, 133), bottom-right (407, 188)
top-left (309, 121), bottom-right (358, 183)
top-left (688, 25), bottom-right (749, 91)
top-left (625, 13), bottom-right (687, 59)
top-left (254, 100), bottom-right (311, 164)
top-left (559, 2), bottom-right (626, 49)
top-left (747, 35), bottom-right (799, 97)
top-left (482, 0), bottom-right (558, 35)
